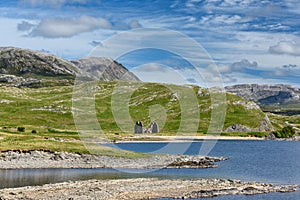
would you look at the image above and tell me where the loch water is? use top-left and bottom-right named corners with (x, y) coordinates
top-left (0, 140), bottom-right (300, 199)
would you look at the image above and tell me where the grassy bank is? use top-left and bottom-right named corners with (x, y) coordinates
top-left (0, 129), bottom-right (148, 158)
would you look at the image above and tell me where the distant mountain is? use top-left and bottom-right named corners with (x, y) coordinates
top-left (71, 57), bottom-right (140, 82)
top-left (0, 47), bottom-right (139, 87)
top-left (225, 84), bottom-right (300, 107)
top-left (0, 47), bottom-right (79, 77)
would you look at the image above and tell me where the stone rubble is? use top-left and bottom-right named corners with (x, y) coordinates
top-left (0, 150), bottom-right (228, 169)
top-left (0, 178), bottom-right (297, 200)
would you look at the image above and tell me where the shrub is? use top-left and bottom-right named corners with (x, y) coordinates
top-left (31, 130), bottom-right (37, 134)
top-left (17, 127), bottom-right (25, 132)
top-left (273, 126), bottom-right (295, 138)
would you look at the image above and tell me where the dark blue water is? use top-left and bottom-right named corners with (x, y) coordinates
top-left (1, 140), bottom-right (299, 199)
top-left (105, 140), bottom-right (300, 199)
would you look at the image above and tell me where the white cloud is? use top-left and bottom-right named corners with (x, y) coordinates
top-left (20, 16), bottom-right (142, 38)
top-left (136, 63), bottom-right (168, 72)
top-left (129, 20), bottom-right (142, 29)
top-left (131, 63), bottom-right (187, 85)
top-left (222, 74), bottom-right (237, 83)
top-left (17, 21), bottom-right (35, 31)
top-left (29, 15), bottom-right (112, 38)
top-left (200, 14), bottom-right (245, 25)
top-left (223, 71), bottom-right (297, 86)
top-left (269, 41), bottom-right (300, 56)
top-left (264, 66), bottom-right (300, 77)
top-left (19, 0), bottom-right (89, 7)
top-left (0, 17), bottom-right (103, 60)
top-left (217, 59), bottom-right (257, 73)
top-left (231, 59), bottom-right (257, 70)
top-left (264, 63), bottom-right (299, 78)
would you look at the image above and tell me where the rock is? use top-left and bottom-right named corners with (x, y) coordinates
top-left (223, 115), bottom-right (274, 133)
top-left (265, 132), bottom-right (276, 140)
top-left (0, 178), bottom-right (297, 200)
top-left (224, 124), bottom-right (252, 132)
top-left (225, 84), bottom-right (300, 106)
top-left (71, 57), bottom-right (140, 82)
top-left (0, 150), bottom-right (227, 170)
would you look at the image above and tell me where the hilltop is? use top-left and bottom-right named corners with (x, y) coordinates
top-left (0, 47), bottom-right (139, 87)
top-left (71, 57), bottom-right (140, 81)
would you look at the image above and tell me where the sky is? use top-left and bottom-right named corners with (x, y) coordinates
top-left (0, 0), bottom-right (300, 87)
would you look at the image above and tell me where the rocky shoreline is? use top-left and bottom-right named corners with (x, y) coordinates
top-left (0, 150), bottom-right (227, 169)
top-left (0, 178), bottom-right (297, 200)
top-left (0, 151), bottom-right (298, 199)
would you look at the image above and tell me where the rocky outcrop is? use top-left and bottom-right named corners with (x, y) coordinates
top-left (224, 116), bottom-right (274, 133)
top-left (224, 124), bottom-right (252, 132)
top-left (0, 178), bottom-right (297, 200)
top-left (71, 57), bottom-right (140, 81)
top-left (225, 84), bottom-right (300, 106)
top-left (0, 150), bottom-right (227, 169)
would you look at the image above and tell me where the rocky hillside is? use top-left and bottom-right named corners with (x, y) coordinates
top-left (225, 84), bottom-right (300, 106)
top-left (0, 47), bottom-right (79, 87)
top-left (71, 57), bottom-right (140, 82)
top-left (0, 47), bottom-right (78, 76)
top-left (0, 47), bottom-right (139, 87)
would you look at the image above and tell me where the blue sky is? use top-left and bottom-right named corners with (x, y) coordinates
top-left (0, 0), bottom-right (299, 87)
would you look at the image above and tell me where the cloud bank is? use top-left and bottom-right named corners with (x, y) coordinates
top-left (19, 0), bottom-right (90, 7)
top-left (17, 21), bottom-right (35, 31)
top-left (269, 41), bottom-right (300, 56)
top-left (18, 16), bottom-right (142, 38)
top-left (217, 59), bottom-right (258, 74)
top-left (30, 16), bottom-right (112, 38)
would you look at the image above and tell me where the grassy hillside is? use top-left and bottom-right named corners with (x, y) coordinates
top-left (93, 82), bottom-right (267, 135)
top-left (267, 112), bottom-right (300, 133)
top-left (1, 81), bottom-right (292, 153)
top-left (0, 81), bottom-right (269, 135)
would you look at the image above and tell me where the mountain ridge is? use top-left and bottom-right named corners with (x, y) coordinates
top-left (71, 57), bottom-right (140, 82)
top-left (225, 84), bottom-right (300, 107)
top-left (0, 47), bottom-right (139, 87)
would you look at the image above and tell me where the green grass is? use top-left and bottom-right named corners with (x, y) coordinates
top-left (0, 130), bottom-right (148, 158)
top-left (93, 82), bottom-right (267, 135)
top-left (224, 93), bottom-right (265, 129)
top-left (0, 81), bottom-right (287, 154)
top-left (267, 113), bottom-right (300, 135)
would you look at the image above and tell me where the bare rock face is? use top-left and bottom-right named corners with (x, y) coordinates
top-left (71, 57), bottom-right (140, 82)
top-left (0, 47), bottom-right (140, 87)
top-left (0, 47), bottom-right (78, 77)
top-left (0, 47), bottom-right (79, 87)
top-left (225, 84), bottom-right (300, 106)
